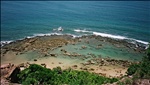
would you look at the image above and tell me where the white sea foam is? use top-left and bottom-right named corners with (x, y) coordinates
top-left (125, 38), bottom-right (149, 45)
top-left (1, 40), bottom-right (13, 47)
top-left (26, 36), bottom-right (35, 39)
top-left (74, 29), bottom-right (92, 33)
top-left (133, 39), bottom-right (149, 45)
top-left (1, 31), bottom-right (149, 49)
top-left (33, 33), bottom-right (63, 36)
top-left (66, 33), bottom-right (78, 38)
top-left (92, 31), bottom-right (149, 49)
top-left (74, 29), bottom-right (149, 46)
top-left (128, 38), bottom-right (149, 49)
top-left (93, 32), bottom-right (126, 40)
top-left (0, 33), bottom-right (63, 47)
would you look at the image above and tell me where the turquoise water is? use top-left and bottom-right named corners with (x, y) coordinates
top-left (48, 38), bottom-right (144, 61)
top-left (1, 1), bottom-right (150, 45)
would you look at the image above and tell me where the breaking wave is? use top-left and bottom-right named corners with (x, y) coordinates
top-left (1, 29), bottom-right (149, 49)
top-left (74, 29), bottom-right (149, 48)
top-left (74, 29), bottom-right (92, 33)
top-left (1, 40), bottom-right (13, 47)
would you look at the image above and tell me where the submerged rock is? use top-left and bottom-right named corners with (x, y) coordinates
top-left (34, 59), bottom-right (37, 61)
top-left (72, 65), bottom-right (78, 68)
top-left (81, 45), bottom-right (87, 49)
top-left (50, 53), bottom-right (56, 57)
top-left (60, 49), bottom-right (67, 53)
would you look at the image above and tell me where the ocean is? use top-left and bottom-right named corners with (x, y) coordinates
top-left (1, 1), bottom-right (150, 46)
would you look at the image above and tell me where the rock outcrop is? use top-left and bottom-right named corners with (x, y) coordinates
top-left (133, 79), bottom-right (150, 85)
top-left (0, 63), bottom-right (31, 84)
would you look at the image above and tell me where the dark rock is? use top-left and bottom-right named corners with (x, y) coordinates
top-left (83, 68), bottom-right (88, 70)
top-left (50, 53), bottom-right (56, 57)
top-left (59, 62), bottom-right (62, 64)
top-left (41, 63), bottom-right (46, 68)
top-left (60, 49), bottom-right (64, 51)
top-left (98, 44), bottom-right (102, 46)
top-left (89, 68), bottom-right (95, 71)
top-left (72, 65), bottom-right (78, 68)
top-left (60, 49), bottom-right (67, 53)
top-left (72, 43), bottom-right (75, 45)
top-left (18, 63), bottom-right (25, 67)
top-left (80, 67), bottom-right (83, 70)
top-left (34, 59), bottom-right (37, 61)
top-left (58, 45), bottom-right (62, 47)
top-left (7, 66), bottom-right (20, 83)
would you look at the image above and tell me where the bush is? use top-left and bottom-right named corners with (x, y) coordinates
top-left (147, 45), bottom-right (150, 60)
top-left (127, 64), bottom-right (139, 75)
top-left (127, 45), bottom-right (150, 79)
top-left (18, 64), bottom-right (118, 85)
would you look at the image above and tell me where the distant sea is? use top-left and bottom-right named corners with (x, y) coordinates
top-left (1, 1), bottom-right (150, 46)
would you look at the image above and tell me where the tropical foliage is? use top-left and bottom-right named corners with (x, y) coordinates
top-left (18, 64), bottom-right (118, 85)
top-left (127, 45), bottom-right (150, 79)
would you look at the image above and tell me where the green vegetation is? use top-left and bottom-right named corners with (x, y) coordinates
top-left (127, 45), bottom-right (150, 79)
top-left (147, 45), bottom-right (150, 60)
top-left (127, 64), bottom-right (139, 75)
top-left (118, 46), bottom-right (150, 85)
top-left (18, 64), bottom-right (118, 85)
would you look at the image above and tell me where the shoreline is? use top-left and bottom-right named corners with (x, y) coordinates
top-left (1, 32), bottom-right (149, 48)
top-left (1, 34), bottom-right (146, 78)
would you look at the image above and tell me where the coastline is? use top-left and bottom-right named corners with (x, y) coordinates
top-left (1, 34), bottom-right (146, 78)
top-left (1, 30), bottom-right (149, 48)
top-left (1, 1), bottom-right (150, 84)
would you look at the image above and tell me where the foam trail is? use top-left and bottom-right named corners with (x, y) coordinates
top-left (129, 39), bottom-right (149, 49)
top-left (66, 33), bottom-right (81, 38)
top-left (74, 29), bottom-right (92, 33)
top-left (26, 35), bottom-right (35, 39)
top-left (33, 33), bottom-right (63, 36)
top-left (133, 39), bottom-right (149, 45)
top-left (1, 31), bottom-right (149, 49)
top-left (74, 29), bottom-right (148, 46)
top-left (92, 31), bottom-right (149, 48)
top-left (74, 29), bottom-right (126, 40)
top-left (93, 32), bottom-right (126, 40)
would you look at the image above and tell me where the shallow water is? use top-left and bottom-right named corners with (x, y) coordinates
top-left (47, 38), bottom-right (145, 61)
top-left (1, 35), bottom-right (145, 66)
